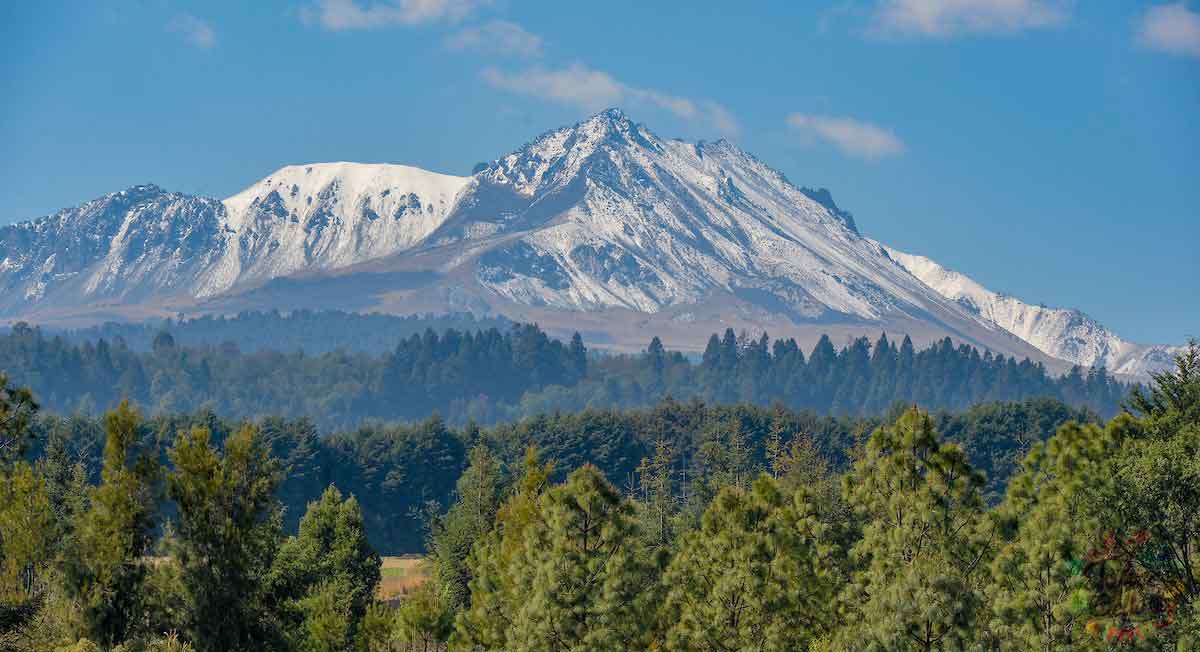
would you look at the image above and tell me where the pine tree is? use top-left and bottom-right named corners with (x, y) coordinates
top-left (1081, 340), bottom-right (1200, 643)
top-left (270, 485), bottom-right (381, 651)
top-left (0, 373), bottom-right (37, 469)
top-left (988, 421), bottom-right (1118, 651)
top-left (506, 465), bottom-right (659, 652)
top-left (838, 407), bottom-right (995, 651)
top-left (569, 332), bottom-right (588, 382)
top-left (168, 423), bottom-right (283, 652)
top-left (662, 476), bottom-right (842, 652)
top-left (764, 420), bottom-right (787, 480)
top-left (64, 400), bottom-right (160, 648)
top-left (635, 436), bottom-right (677, 550)
top-left (428, 444), bottom-right (502, 609)
top-left (453, 447), bottom-right (553, 650)
top-left (0, 462), bottom-right (55, 629)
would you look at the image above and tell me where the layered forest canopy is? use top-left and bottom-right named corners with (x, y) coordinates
top-left (24, 396), bottom-right (1094, 553)
top-left (1, 343), bottom-right (1197, 651)
top-left (1, 317), bottom-right (1127, 429)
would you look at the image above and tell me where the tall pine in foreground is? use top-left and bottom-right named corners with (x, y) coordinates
top-left (505, 465), bottom-right (659, 652)
top-left (168, 423), bottom-right (283, 652)
top-left (453, 447), bottom-right (553, 651)
top-left (428, 444), bottom-right (503, 610)
top-left (986, 420), bottom-right (1119, 651)
top-left (63, 401), bottom-right (159, 648)
top-left (269, 485), bottom-right (381, 652)
top-left (661, 476), bottom-right (841, 652)
top-left (837, 408), bottom-right (996, 651)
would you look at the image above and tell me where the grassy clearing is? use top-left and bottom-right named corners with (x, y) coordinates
top-left (378, 555), bottom-right (431, 601)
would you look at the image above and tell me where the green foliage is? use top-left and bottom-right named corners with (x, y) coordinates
top-left (271, 485), bottom-right (382, 651)
top-left (167, 423), bottom-right (284, 652)
top-left (63, 401), bottom-right (159, 648)
top-left (987, 421), bottom-right (1118, 651)
top-left (1078, 339), bottom-right (1200, 645)
top-left (0, 462), bottom-right (55, 629)
top-left (1, 322), bottom-right (1127, 431)
top-left (24, 396), bottom-right (1087, 555)
top-left (0, 342), bottom-right (1194, 652)
top-left (453, 448), bottom-right (553, 650)
top-left (837, 408), bottom-right (995, 651)
top-left (0, 371), bottom-right (37, 468)
top-left (505, 465), bottom-right (659, 652)
top-left (427, 445), bottom-right (503, 610)
top-left (661, 476), bottom-right (842, 651)
top-left (394, 584), bottom-right (454, 651)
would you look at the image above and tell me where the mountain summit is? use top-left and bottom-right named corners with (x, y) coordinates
top-left (0, 110), bottom-right (1178, 375)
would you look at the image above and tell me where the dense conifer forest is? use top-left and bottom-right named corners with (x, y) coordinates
top-left (57, 311), bottom-right (513, 355)
top-left (18, 395), bottom-right (1095, 553)
top-left (1, 342), bottom-right (1197, 651)
top-left (1, 316), bottom-right (1127, 429)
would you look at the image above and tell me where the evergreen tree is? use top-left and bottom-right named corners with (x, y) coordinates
top-left (428, 444), bottom-right (503, 610)
top-left (0, 462), bottom-right (55, 632)
top-left (662, 476), bottom-right (841, 652)
top-left (988, 421), bottom-right (1118, 651)
top-left (634, 436), bottom-right (677, 550)
top-left (0, 373), bottom-right (37, 468)
top-left (270, 485), bottom-right (381, 651)
top-left (63, 401), bottom-right (160, 648)
top-left (453, 447), bottom-right (553, 650)
top-left (505, 465), bottom-right (660, 652)
top-left (1081, 340), bottom-right (1200, 643)
top-left (838, 408), bottom-right (995, 651)
top-left (167, 423), bottom-right (283, 652)
top-left (569, 332), bottom-right (588, 382)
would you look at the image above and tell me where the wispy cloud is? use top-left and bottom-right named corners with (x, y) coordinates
top-left (300, 0), bottom-right (491, 30)
top-left (786, 113), bottom-right (905, 160)
top-left (168, 14), bottom-right (216, 49)
top-left (873, 0), bottom-right (1068, 37)
top-left (1137, 3), bottom-right (1200, 58)
top-left (481, 63), bottom-right (739, 136)
top-left (446, 20), bottom-right (544, 57)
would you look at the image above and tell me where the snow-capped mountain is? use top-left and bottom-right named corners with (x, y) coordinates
top-left (0, 163), bottom-right (471, 314)
top-left (883, 247), bottom-right (1183, 377)
top-left (0, 109), bottom-right (1180, 375)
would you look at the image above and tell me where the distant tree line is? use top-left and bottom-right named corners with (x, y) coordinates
top-left (54, 310), bottom-right (513, 355)
top-left (1, 343), bottom-right (1197, 651)
top-left (0, 320), bottom-right (1127, 429)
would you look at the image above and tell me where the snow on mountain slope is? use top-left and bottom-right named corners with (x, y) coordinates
top-left (427, 109), bottom-right (989, 328)
top-left (0, 185), bottom-right (227, 313)
top-left (0, 163), bottom-right (472, 310)
top-left (212, 162), bottom-right (471, 295)
top-left (883, 246), bottom-right (1182, 376)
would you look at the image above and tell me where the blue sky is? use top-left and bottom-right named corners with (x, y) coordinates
top-left (2, 0), bottom-right (1197, 344)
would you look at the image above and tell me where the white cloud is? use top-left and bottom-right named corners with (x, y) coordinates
top-left (786, 113), bottom-right (905, 160)
top-left (874, 0), bottom-right (1068, 37)
top-left (447, 20), bottom-right (544, 57)
top-left (482, 63), bottom-right (739, 135)
top-left (1137, 3), bottom-right (1200, 58)
top-left (301, 0), bottom-right (491, 30)
top-left (168, 14), bottom-right (216, 49)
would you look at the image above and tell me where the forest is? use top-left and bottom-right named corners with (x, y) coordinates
top-left (1, 317), bottom-right (1127, 429)
top-left (0, 341), bottom-right (1196, 651)
top-left (56, 311), bottom-right (513, 356)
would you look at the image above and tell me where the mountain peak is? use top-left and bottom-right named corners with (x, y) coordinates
top-left (591, 107), bottom-right (631, 123)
